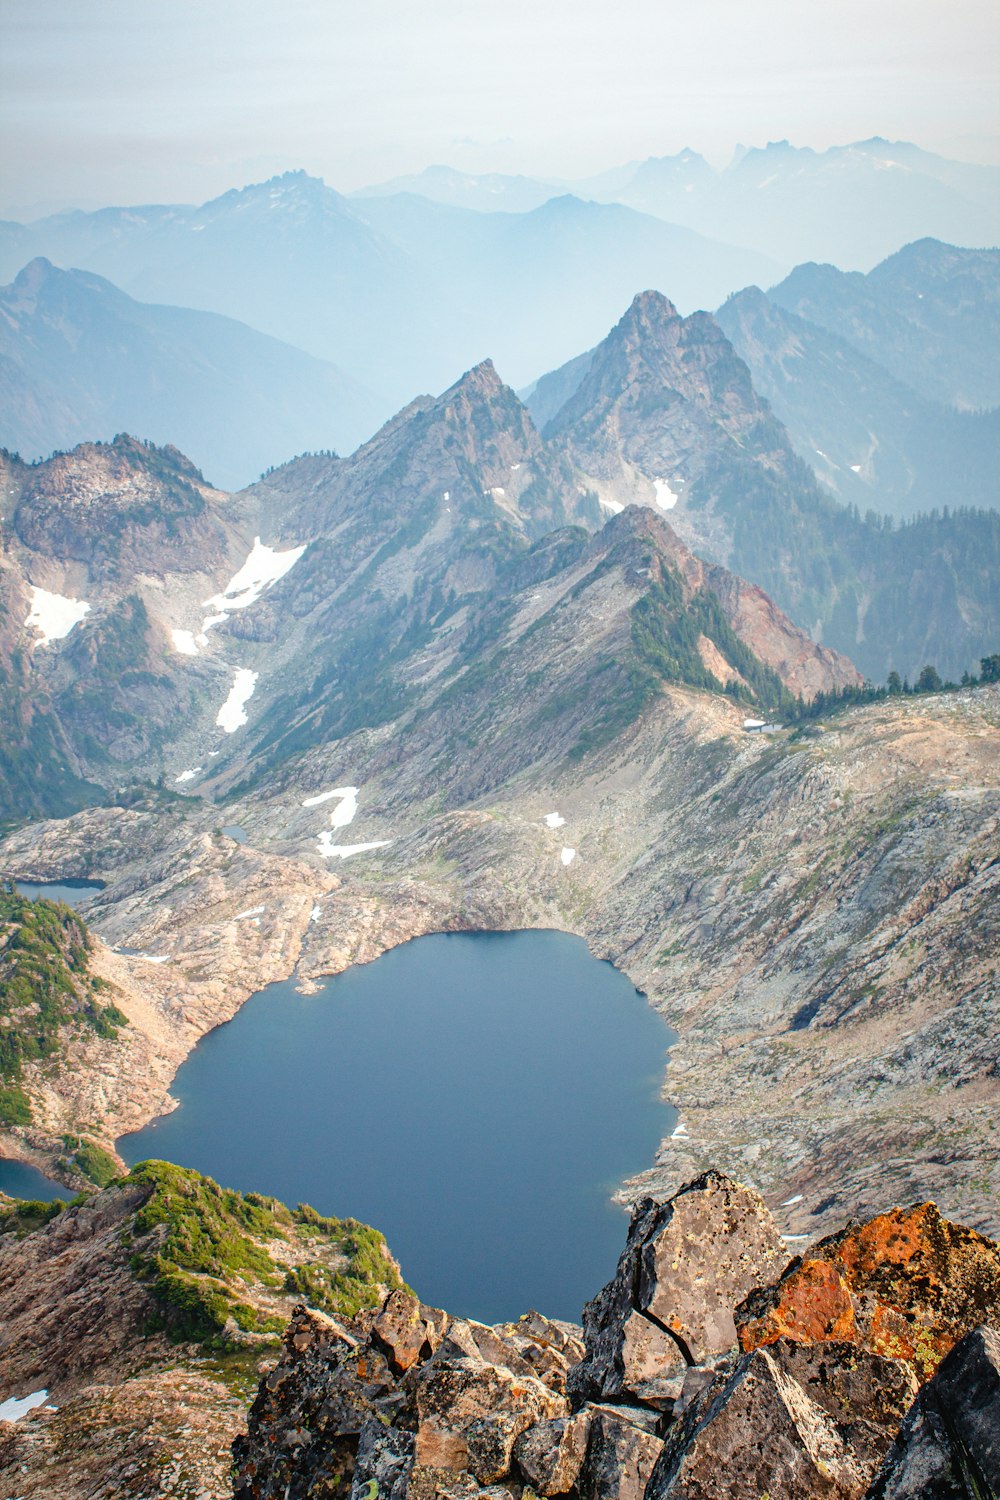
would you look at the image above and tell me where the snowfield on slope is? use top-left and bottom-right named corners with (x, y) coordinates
top-left (26, 586), bottom-right (90, 645)
top-left (217, 668), bottom-right (258, 732)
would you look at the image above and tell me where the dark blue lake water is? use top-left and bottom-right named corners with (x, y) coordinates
top-left (0, 1159), bottom-right (70, 1202)
top-left (120, 929), bottom-right (674, 1324)
top-left (12, 879), bottom-right (105, 908)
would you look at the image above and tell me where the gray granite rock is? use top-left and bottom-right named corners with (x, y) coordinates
top-left (865, 1324), bottom-right (1000, 1499)
top-left (568, 1172), bottom-right (787, 1404)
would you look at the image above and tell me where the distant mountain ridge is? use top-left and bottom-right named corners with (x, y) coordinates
top-left (0, 171), bottom-right (781, 410)
top-left (532, 290), bottom-right (999, 681)
top-left (716, 283), bottom-right (1000, 519)
top-left (768, 239), bottom-right (1000, 409)
top-left (355, 138), bottom-right (1000, 272)
top-left (0, 258), bottom-right (383, 489)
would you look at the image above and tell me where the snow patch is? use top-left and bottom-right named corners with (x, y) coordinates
top-left (310, 904), bottom-right (322, 922)
top-left (203, 537), bottom-right (306, 621)
top-left (560, 847), bottom-right (576, 866)
top-left (0, 1389), bottom-right (48, 1423)
top-left (671, 1121), bottom-right (690, 1139)
top-left (653, 478), bottom-right (679, 511)
top-left (234, 905), bottom-right (266, 921)
top-left (317, 835), bottom-right (391, 860)
top-left (216, 669), bottom-right (258, 732)
top-left (780, 1194), bottom-right (804, 1206)
top-left (849, 464), bottom-right (862, 473)
top-left (174, 767), bottom-right (202, 784)
top-left (302, 786), bottom-right (359, 831)
top-left (543, 812), bottom-right (566, 828)
top-left (26, 586), bottom-right (90, 645)
top-left (177, 537), bottom-right (307, 654)
top-left (743, 717), bottom-right (766, 730)
top-left (781, 1234), bottom-right (810, 1242)
top-left (135, 954), bottom-right (171, 964)
top-left (599, 497), bottom-right (624, 515)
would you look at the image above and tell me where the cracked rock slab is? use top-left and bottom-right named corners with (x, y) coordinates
top-left (569, 1171), bottom-right (787, 1402)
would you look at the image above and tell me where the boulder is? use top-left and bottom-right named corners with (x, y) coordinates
top-left (493, 1310), bottom-right (586, 1392)
top-left (373, 1288), bottom-right (449, 1373)
top-left (350, 1419), bottom-right (416, 1500)
top-left (233, 1306), bottom-right (375, 1500)
top-left (865, 1324), bottom-right (1000, 1498)
top-left (737, 1202), bottom-right (1000, 1380)
top-left (578, 1403), bottom-right (663, 1500)
top-left (647, 1343), bottom-right (876, 1499)
top-left (414, 1356), bottom-right (568, 1486)
top-left (569, 1172), bottom-right (787, 1404)
top-left (769, 1342), bottom-right (918, 1472)
top-left (513, 1410), bottom-right (592, 1495)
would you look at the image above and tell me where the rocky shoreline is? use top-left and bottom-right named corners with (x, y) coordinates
top-left (1, 686), bottom-right (997, 1247)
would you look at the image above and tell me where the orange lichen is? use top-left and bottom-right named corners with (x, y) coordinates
top-left (738, 1259), bottom-right (856, 1352)
top-left (735, 1200), bottom-right (1000, 1381)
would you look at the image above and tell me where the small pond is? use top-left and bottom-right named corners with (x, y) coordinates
top-left (120, 929), bottom-right (674, 1324)
top-left (10, 878), bottom-right (105, 908)
top-left (0, 1159), bottom-right (70, 1202)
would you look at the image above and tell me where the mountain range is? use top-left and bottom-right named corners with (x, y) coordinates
top-left (5, 274), bottom-right (998, 832)
top-left (0, 171), bottom-right (780, 408)
top-left (357, 138), bottom-right (1000, 272)
top-left (0, 258), bottom-right (382, 489)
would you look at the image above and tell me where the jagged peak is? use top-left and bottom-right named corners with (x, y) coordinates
top-left (623, 288), bottom-right (682, 324)
top-left (597, 502), bottom-right (689, 568)
top-left (440, 357), bottom-right (507, 404)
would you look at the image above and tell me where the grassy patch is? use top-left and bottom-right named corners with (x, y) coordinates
top-left (125, 1162), bottom-right (404, 1347)
top-left (0, 883), bottom-right (129, 1120)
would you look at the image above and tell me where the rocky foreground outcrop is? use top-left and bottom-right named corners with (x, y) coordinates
top-left (232, 1172), bottom-right (1000, 1500)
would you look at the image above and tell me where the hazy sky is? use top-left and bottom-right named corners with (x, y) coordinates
top-left (2, 0), bottom-right (999, 216)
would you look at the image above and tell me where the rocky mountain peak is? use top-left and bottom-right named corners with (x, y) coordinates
top-left (11, 255), bottom-right (57, 294)
top-left (541, 287), bottom-right (778, 502)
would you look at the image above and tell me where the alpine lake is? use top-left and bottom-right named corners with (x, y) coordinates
top-left (4, 897), bottom-right (674, 1324)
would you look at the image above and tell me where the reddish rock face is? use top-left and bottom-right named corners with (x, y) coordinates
top-left (736, 1203), bottom-right (1000, 1380)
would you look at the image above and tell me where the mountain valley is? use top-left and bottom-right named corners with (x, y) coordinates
top-left (0, 159), bottom-right (997, 1495)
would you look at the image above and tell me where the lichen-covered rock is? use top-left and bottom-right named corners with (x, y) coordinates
top-left (415, 1357), bottom-right (568, 1485)
top-left (231, 1306), bottom-right (387, 1500)
top-left (373, 1288), bottom-right (449, 1373)
top-left (865, 1324), bottom-right (1000, 1499)
top-left (769, 1342), bottom-right (918, 1472)
top-left (513, 1410), bottom-right (593, 1495)
top-left (647, 1343), bottom-right (875, 1499)
top-left (569, 1172), bottom-right (787, 1403)
top-left (493, 1310), bottom-right (586, 1393)
top-left (350, 1419), bottom-right (416, 1500)
top-left (578, 1403), bottom-right (663, 1500)
top-left (736, 1202), bottom-right (1000, 1379)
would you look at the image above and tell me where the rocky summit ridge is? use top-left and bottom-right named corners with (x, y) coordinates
top-left (230, 1172), bottom-right (999, 1500)
top-left (1, 1166), bottom-right (996, 1499)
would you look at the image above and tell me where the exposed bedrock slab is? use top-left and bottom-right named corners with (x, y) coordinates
top-left (646, 1338), bottom-right (918, 1500)
top-left (865, 1324), bottom-right (1000, 1500)
top-left (569, 1171), bottom-right (787, 1403)
top-left (736, 1202), bottom-right (1000, 1380)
